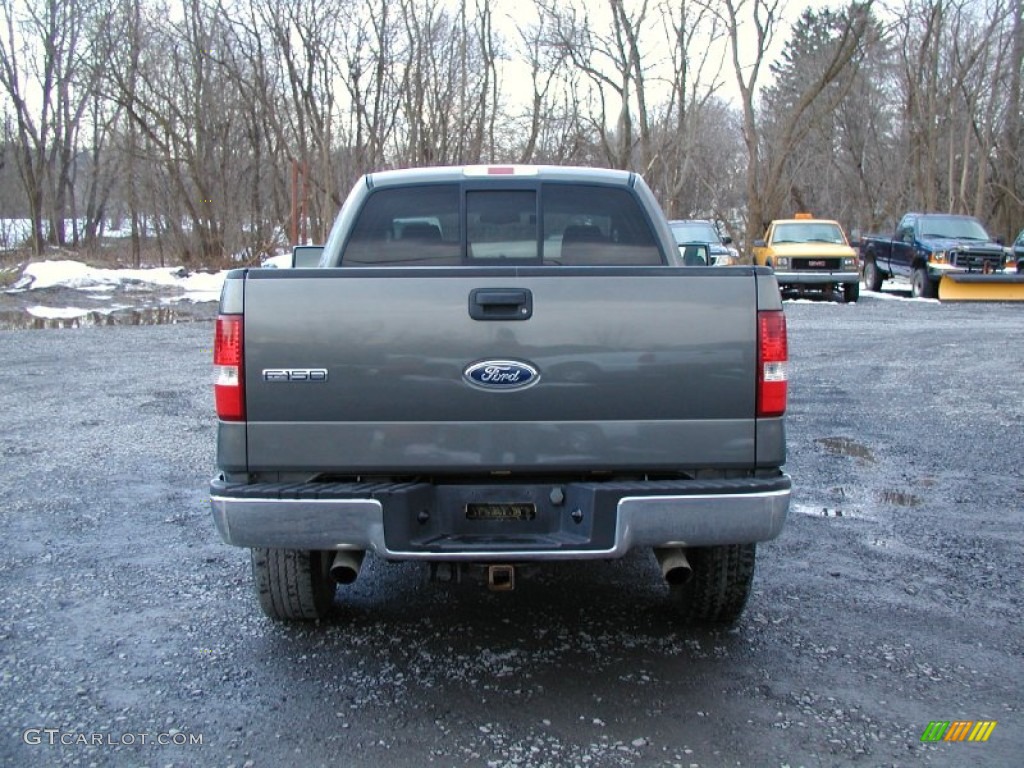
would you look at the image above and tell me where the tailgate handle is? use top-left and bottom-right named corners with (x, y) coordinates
top-left (469, 288), bottom-right (532, 321)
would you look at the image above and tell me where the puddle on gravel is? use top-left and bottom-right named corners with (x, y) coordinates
top-left (0, 306), bottom-right (211, 330)
top-left (791, 503), bottom-right (875, 520)
top-left (815, 436), bottom-right (876, 463)
top-left (877, 489), bottom-right (922, 507)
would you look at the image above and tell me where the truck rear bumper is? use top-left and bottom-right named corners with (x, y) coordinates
top-left (776, 270), bottom-right (859, 286)
top-left (210, 474), bottom-right (791, 559)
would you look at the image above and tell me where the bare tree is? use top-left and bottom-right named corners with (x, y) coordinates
top-left (510, 6), bottom-right (597, 165)
top-left (944, 4), bottom-right (1005, 216)
top-left (106, 0), bottom-right (258, 264)
top-left (890, 0), bottom-right (1022, 234)
top-left (217, 0), bottom-right (300, 253)
top-left (830, 31), bottom-right (901, 233)
top-left (0, 0), bottom-right (99, 254)
top-left (391, 0), bottom-right (501, 167)
top-left (247, 0), bottom-right (346, 242)
top-left (648, 0), bottom-right (735, 220)
top-left (757, 3), bottom-right (885, 233)
top-left (77, 1), bottom-right (125, 251)
top-left (3, 0), bottom-right (1019, 271)
top-left (340, 0), bottom-right (402, 173)
top-left (992, 0), bottom-right (1024, 238)
top-left (533, 0), bottom-right (658, 169)
top-left (512, 10), bottom-right (569, 163)
top-left (708, 0), bottom-right (876, 249)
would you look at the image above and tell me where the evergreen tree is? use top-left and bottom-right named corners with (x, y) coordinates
top-left (757, 3), bottom-right (885, 224)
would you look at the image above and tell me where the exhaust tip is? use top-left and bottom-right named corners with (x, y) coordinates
top-left (330, 550), bottom-right (365, 584)
top-left (654, 547), bottom-right (693, 586)
top-left (663, 564), bottom-right (693, 586)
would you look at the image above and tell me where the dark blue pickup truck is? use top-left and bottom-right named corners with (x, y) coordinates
top-left (859, 213), bottom-right (1009, 299)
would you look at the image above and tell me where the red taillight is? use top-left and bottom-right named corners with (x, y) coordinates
top-left (757, 310), bottom-right (788, 417)
top-left (214, 315), bottom-right (245, 420)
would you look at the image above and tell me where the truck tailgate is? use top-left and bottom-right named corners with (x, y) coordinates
top-left (242, 268), bottom-right (759, 472)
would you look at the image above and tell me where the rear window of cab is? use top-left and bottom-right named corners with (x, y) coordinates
top-left (340, 183), bottom-right (664, 266)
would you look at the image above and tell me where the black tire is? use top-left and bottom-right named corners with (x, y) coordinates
top-left (911, 266), bottom-right (937, 299)
top-left (843, 281), bottom-right (860, 303)
top-left (862, 257), bottom-right (883, 292)
top-left (251, 548), bottom-right (336, 620)
top-left (670, 543), bottom-right (756, 624)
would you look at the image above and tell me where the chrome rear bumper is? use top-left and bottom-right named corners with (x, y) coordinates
top-left (211, 475), bottom-right (791, 559)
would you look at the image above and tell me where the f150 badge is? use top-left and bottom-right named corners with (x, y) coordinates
top-left (262, 368), bottom-right (328, 382)
top-left (464, 360), bottom-right (539, 391)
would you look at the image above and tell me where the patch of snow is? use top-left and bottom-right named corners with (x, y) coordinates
top-left (179, 270), bottom-right (227, 294)
top-left (261, 253), bottom-right (292, 269)
top-left (26, 303), bottom-right (133, 319)
top-left (862, 289), bottom-right (938, 303)
top-left (163, 291), bottom-right (221, 304)
top-left (26, 305), bottom-right (93, 320)
top-left (9, 259), bottom-right (226, 302)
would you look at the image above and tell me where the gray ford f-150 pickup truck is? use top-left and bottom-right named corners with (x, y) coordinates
top-left (210, 165), bottom-right (791, 623)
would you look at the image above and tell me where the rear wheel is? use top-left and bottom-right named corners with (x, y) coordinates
top-left (670, 544), bottom-right (756, 624)
top-left (911, 266), bottom-right (937, 299)
top-left (843, 281), bottom-right (860, 303)
top-left (862, 257), bottom-right (883, 292)
top-left (251, 548), bottom-right (336, 620)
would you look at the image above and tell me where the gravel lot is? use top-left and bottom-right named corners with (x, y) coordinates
top-left (1, 294), bottom-right (1021, 767)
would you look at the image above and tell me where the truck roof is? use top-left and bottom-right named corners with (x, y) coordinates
top-left (907, 212), bottom-right (977, 218)
top-left (907, 212), bottom-right (983, 223)
top-left (769, 217), bottom-right (843, 226)
top-left (365, 165), bottom-right (639, 188)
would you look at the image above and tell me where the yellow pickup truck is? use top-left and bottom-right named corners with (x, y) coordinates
top-left (752, 215), bottom-right (860, 302)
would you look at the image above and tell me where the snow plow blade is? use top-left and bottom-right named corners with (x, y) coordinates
top-left (938, 273), bottom-right (1024, 302)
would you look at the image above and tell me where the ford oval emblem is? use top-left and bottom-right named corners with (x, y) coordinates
top-left (464, 360), bottom-right (539, 391)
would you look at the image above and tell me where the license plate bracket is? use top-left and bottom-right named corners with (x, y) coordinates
top-left (465, 502), bottom-right (537, 521)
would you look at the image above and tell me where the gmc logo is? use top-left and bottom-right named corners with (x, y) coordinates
top-left (262, 368), bottom-right (328, 382)
top-left (808, 260), bottom-right (827, 267)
